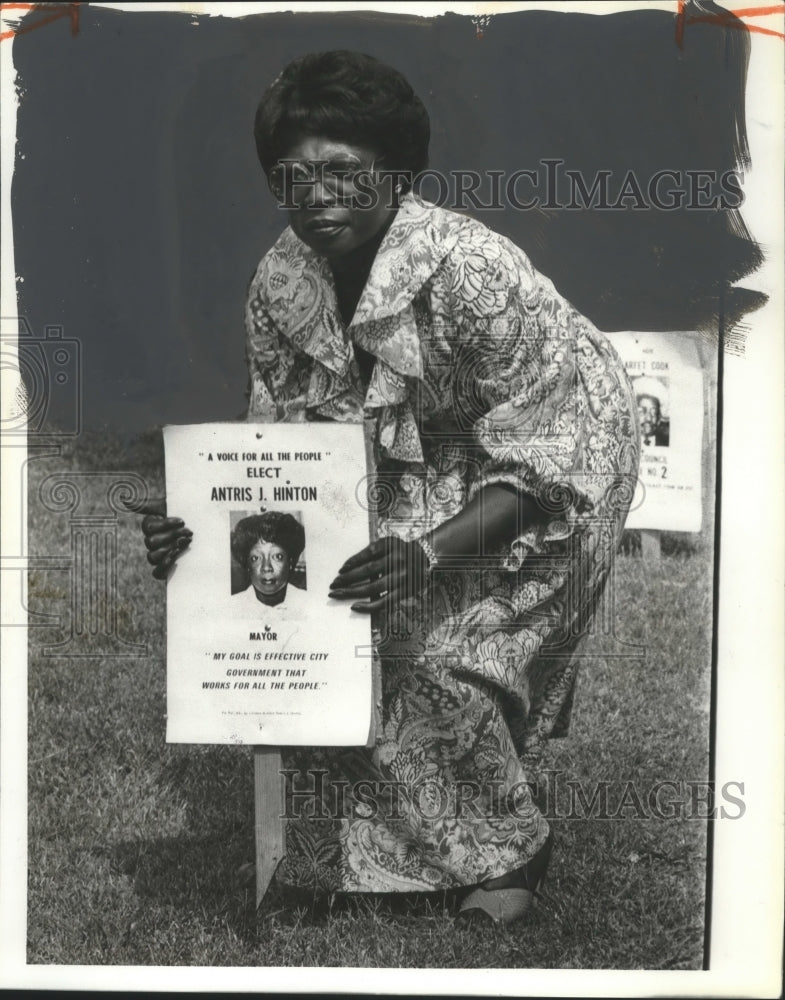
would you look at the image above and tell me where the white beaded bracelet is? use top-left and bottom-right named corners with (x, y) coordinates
top-left (416, 534), bottom-right (440, 573)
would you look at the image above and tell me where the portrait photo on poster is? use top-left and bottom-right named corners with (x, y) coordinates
top-left (633, 375), bottom-right (670, 449)
top-left (229, 509), bottom-right (307, 605)
top-left (0, 1), bottom-right (783, 995)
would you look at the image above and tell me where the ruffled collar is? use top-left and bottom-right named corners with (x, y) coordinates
top-left (258, 195), bottom-right (467, 461)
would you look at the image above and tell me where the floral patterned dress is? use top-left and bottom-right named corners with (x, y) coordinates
top-left (245, 194), bottom-right (640, 892)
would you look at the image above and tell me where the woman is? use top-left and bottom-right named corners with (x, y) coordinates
top-left (142, 51), bottom-right (639, 924)
top-left (230, 511), bottom-right (307, 611)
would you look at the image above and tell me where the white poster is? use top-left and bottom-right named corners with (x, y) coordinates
top-left (163, 421), bottom-right (373, 745)
top-left (606, 331), bottom-right (705, 532)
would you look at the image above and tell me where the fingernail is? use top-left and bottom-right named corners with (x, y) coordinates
top-left (173, 519), bottom-right (184, 526)
top-left (183, 529), bottom-right (194, 536)
top-left (329, 578), bottom-right (340, 588)
top-left (177, 537), bottom-right (190, 549)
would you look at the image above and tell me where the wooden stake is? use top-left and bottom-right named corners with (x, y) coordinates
top-left (640, 529), bottom-right (661, 562)
top-left (254, 745), bottom-right (285, 909)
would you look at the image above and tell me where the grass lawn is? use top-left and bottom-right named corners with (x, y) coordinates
top-left (26, 430), bottom-right (713, 968)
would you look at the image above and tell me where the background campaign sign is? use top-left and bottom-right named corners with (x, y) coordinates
top-left (606, 331), bottom-right (706, 533)
top-left (164, 421), bottom-right (372, 745)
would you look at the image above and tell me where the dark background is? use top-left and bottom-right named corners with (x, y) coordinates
top-left (11, 2), bottom-right (762, 434)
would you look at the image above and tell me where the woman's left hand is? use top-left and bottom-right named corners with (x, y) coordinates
top-left (329, 536), bottom-right (430, 613)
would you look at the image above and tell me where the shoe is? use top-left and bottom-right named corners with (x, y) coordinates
top-left (456, 830), bottom-right (553, 927)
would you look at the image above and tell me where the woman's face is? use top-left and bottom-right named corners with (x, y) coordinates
top-left (248, 539), bottom-right (291, 596)
top-left (273, 135), bottom-right (398, 260)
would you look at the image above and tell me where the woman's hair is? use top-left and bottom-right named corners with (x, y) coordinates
top-left (254, 51), bottom-right (430, 189)
top-left (231, 512), bottom-right (305, 567)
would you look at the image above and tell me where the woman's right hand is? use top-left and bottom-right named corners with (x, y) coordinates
top-left (137, 498), bottom-right (193, 581)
